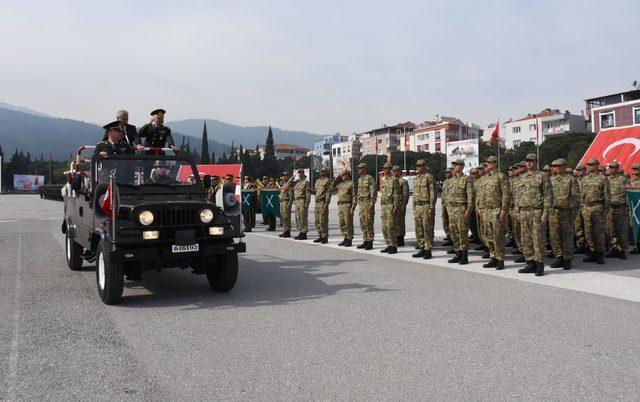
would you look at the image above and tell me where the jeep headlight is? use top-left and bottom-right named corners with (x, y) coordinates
top-left (139, 210), bottom-right (154, 226)
top-left (200, 208), bottom-right (214, 223)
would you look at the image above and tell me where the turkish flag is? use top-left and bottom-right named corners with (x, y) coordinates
top-left (580, 126), bottom-right (640, 172)
top-left (491, 122), bottom-right (500, 142)
top-left (101, 181), bottom-right (113, 219)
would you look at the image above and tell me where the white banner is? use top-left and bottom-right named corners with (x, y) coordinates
top-left (446, 139), bottom-right (479, 172)
top-left (14, 174), bottom-right (45, 191)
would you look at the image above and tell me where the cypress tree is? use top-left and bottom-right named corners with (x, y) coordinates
top-left (201, 121), bottom-right (210, 164)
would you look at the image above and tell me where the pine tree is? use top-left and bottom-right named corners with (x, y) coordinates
top-left (263, 126), bottom-right (278, 177)
top-left (201, 121), bottom-right (210, 164)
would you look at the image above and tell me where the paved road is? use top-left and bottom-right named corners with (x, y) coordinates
top-left (1, 195), bottom-right (639, 400)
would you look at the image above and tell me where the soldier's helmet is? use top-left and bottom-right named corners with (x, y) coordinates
top-left (551, 158), bottom-right (567, 166)
top-left (485, 156), bottom-right (498, 163)
top-left (357, 162), bottom-right (367, 169)
top-left (525, 153), bottom-right (537, 161)
top-left (586, 158), bottom-right (600, 165)
top-left (415, 159), bottom-right (426, 166)
top-left (608, 161), bottom-right (620, 169)
top-left (154, 160), bottom-right (169, 168)
top-left (392, 165), bottom-right (401, 171)
top-left (383, 162), bottom-right (393, 169)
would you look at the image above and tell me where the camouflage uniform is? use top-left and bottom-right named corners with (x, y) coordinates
top-left (480, 165), bottom-right (510, 264)
top-left (581, 167), bottom-right (610, 257)
top-left (441, 173), bottom-right (452, 241)
top-left (517, 163), bottom-right (553, 265)
top-left (446, 168), bottom-right (474, 256)
top-left (474, 173), bottom-right (486, 247)
top-left (412, 164), bottom-right (437, 252)
top-left (395, 175), bottom-right (410, 243)
top-left (355, 173), bottom-right (377, 244)
top-left (379, 174), bottom-right (401, 248)
top-left (312, 176), bottom-right (332, 239)
top-left (549, 164), bottom-right (581, 265)
top-left (279, 177), bottom-right (294, 234)
top-left (333, 177), bottom-right (356, 241)
top-left (293, 177), bottom-right (311, 235)
top-left (607, 169), bottom-right (630, 255)
top-left (574, 168), bottom-right (587, 250)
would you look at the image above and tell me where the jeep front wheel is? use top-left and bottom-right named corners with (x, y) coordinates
top-left (96, 240), bottom-right (124, 304)
top-left (65, 231), bottom-right (83, 271)
top-left (206, 254), bottom-right (238, 292)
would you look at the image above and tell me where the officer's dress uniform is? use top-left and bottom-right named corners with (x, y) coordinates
top-left (549, 167), bottom-right (580, 269)
top-left (139, 123), bottom-right (175, 150)
top-left (412, 167), bottom-right (436, 258)
top-left (94, 140), bottom-right (133, 156)
top-left (293, 177), bottom-right (311, 238)
top-left (481, 168), bottom-right (510, 268)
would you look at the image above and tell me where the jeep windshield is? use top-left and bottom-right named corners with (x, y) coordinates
top-left (94, 158), bottom-right (199, 187)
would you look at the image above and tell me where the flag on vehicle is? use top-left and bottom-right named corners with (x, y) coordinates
top-left (101, 176), bottom-right (118, 220)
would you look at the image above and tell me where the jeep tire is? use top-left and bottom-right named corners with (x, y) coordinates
top-left (65, 230), bottom-right (83, 271)
top-left (96, 240), bottom-right (124, 304)
top-left (206, 254), bottom-right (238, 292)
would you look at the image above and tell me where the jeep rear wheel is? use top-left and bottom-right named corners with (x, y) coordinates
top-left (65, 231), bottom-right (83, 271)
top-left (96, 240), bottom-right (124, 304)
top-left (206, 254), bottom-right (238, 292)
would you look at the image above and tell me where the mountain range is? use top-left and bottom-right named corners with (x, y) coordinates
top-left (0, 103), bottom-right (322, 161)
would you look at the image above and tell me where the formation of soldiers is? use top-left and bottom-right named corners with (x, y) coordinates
top-left (243, 156), bottom-right (640, 278)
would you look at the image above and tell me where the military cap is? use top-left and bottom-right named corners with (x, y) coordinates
top-left (632, 163), bottom-right (640, 169)
top-left (508, 165), bottom-right (514, 170)
top-left (262, 175), bottom-right (269, 179)
top-left (480, 163), bottom-right (487, 168)
top-left (525, 153), bottom-right (537, 161)
top-left (244, 175), bottom-right (252, 180)
top-left (470, 168), bottom-right (478, 174)
top-left (485, 156), bottom-right (498, 163)
top-left (608, 161), bottom-right (620, 168)
top-left (392, 165), bottom-right (401, 170)
top-left (542, 165), bottom-right (550, 171)
top-left (103, 121), bottom-right (123, 133)
top-left (297, 168), bottom-right (305, 173)
top-left (415, 159), bottom-right (426, 166)
top-left (451, 159), bottom-right (465, 166)
top-left (551, 158), bottom-right (567, 166)
top-left (382, 162), bottom-right (392, 168)
top-left (565, 167), bottom-right (573, 173)
top-left (150, 108), bottom-right (166, 117)
top-left (357, 163), bottom-right (367, 169)
top-left (154, 160), bottom-right (169, 167)
top-left (444, 168), bottom-right (452, 173)
top-left (516, 162), bottom-right (526, 168)
top-left (320, 167), bottom-right (329, 172)
top-left (575, 164), bottom-right (585, 170)
top-left (586, 158), bottom-right (600, 165)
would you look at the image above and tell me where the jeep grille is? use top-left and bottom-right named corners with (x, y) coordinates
top-left (155, 208), bottom-right (199, 226)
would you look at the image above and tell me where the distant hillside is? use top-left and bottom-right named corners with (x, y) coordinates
top-left (0, 102), bottom-right (50, 118)
top-left (0, 107), bottom-right (229, 161)
top-left (169, 119), bottom-right (322, 149)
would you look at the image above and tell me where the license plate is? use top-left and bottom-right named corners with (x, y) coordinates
top-left (171, 244), bottom-right (199, 253)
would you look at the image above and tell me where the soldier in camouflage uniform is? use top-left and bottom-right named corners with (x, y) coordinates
top-left (512, 162), bottom-right (527, 262)
top-left (354, 163), bottom-right (377, 250)
top-left (516, 153), bottom-right (553, 276)
top-left (480, 156), bottom-right (510, 270)
top-left (332, 170), bottom-right (356, 247)
top-left (573, 164), bottom-right (588, 254)
top-left (441, 168), bottom-right (453, 247)
top-left (446, 159), bottom-right (474, 265)
top-left (379, 163), bottom-right (401, 254)
top-left (474, 164), bottom-right (490, 257)
top-left (548, 159), bottom-right (581, 270)
top-left (468, 168), bottom-right (480, 244)
top-left (308, 167), bottom-right (331, 243)
top-left (411, 159), bottom-right (437, 259)
top-left (293, 169), bottom-right (311, 240)
top-left (605, 161), bottom-right (630, 259)
top-left (393, 166), bottom-right (410, 247)
top-left (278, 171), bottom-right (294, 238)
top-left (581, 158), bottom-right (610, 264)
top-left (506, 166), bottom-right (517, 247)
top-left (631, 164), bottom-right (640, 187)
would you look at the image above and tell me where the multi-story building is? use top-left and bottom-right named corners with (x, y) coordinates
top-left (313, 133), bottom-right (350, 156)
top-left (412, 116), bottom-right (482, 153)
top-left (585, 89), bottom-right (640, 132)
top-left (258, 143), bottom-right (310, 160)
top-left (502, 108), bottom-right (586, 149)
top-left (330, 135), bottom-right (362, 173)
top-left (359, 122), bottom-right (415, 156)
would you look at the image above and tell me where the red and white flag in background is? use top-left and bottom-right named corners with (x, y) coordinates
top-left (491, 121), bottom-right (500, 142)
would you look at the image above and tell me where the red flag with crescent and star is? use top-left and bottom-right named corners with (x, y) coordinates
top-left (580, 126), bottom-right (640, 171)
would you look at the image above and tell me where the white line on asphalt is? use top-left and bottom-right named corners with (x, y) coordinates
top-left (248, 232), bottom-right (640, 304)
top-left (7, 234), bottom-right (23, 400)
top-left (0, 220), bottom-right (19, 223)
top-left (36, 217), bottom-right (59, 220)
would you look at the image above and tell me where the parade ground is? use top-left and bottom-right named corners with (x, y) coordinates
top-left (1, 195), bottom-right (639, 400)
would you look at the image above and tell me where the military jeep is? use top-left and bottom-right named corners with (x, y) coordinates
top-left (62, 146), bottom-right (245, 304)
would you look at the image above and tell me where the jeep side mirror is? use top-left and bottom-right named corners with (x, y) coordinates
top-left (203, 175), bottom-right (212, 188)
top-left (70, 175), bottom-right (83, 192)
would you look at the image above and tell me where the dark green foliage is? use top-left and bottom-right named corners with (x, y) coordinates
top-left (200, 122), bottom-right (210, 164)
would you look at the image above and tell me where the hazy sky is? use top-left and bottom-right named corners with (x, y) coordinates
top-left (1, 0), bottom-right (638, 134)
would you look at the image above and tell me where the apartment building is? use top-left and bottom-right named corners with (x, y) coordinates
top-left (502, 108), bottom-right (586, 149)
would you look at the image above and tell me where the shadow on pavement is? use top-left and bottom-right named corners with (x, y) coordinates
top-left (118, 256), bottom-right (396, 309)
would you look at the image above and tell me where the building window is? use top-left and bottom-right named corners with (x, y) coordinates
top-left (529, 124), bottom-right (536, 131)
top-left (634, 108), bottom-right (640, 124)
top-left (513, 140), bottom-right (521, 147)
top-left (600, 112), bottom-right (615, 128)
top-left (435, 143), bottom-right (441, 152)
top-left (435, 131), bottom-right (441, 140)
top-left (512, 126), bottom-right (521, 134)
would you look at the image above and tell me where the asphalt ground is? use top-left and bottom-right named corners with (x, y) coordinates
top-left (1, 194), bottom-right (639, 400)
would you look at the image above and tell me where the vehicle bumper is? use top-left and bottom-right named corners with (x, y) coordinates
top-left (110, 240), bottom-right (246, 263)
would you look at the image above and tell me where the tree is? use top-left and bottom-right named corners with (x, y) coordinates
top-left (262, 126), bottom-right (279, 177)
top-left (201, 121), bottom-right (210, 164)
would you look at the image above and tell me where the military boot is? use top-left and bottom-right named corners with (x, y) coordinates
top-left (321, 237), bottom-right (328, 244)
top-left (518, 260), bottom-right (537, 273)
top-left (412, 249), bottom-right (426, 258)
top-left (474, 244), bottom-right (485, 251)
top-left (483, 258), bottom-right (497, 268)
top-left (481, 251), bottom-right (490, 259)
top-left (380, 246), bottom-right (390, 253)
top-left (495, 260), bottom-right (505, 270)
top-left (550, 257), bottom-right (564, 268)
top-left (514, 255), bottom-right (526, 263)
top-left (563, 259), bottom-right (572, 270)
top-left (596, 252), bottom-right (605, 265)
top-left (338, 238), bottom-right (347, 246)
top-left (387, 246), bottom-right (398, 254)
top-left (442, 239), bottom-right (453, 247)
top-left (344, 239), bottom-right (352, 247)
top-left (357, 241), bottom-right (367, 249)
top-left (535, 262), bottom-right (544, 276)
top-left (583, 251), bottom-right (597, 263)
top-left (511, 248), bottom-right (523, 255)
top-left (422, 250), bottom-right (432, 260)
top-left (619, 250), bottom-right (626, 260)
top-left (397, 236), bottom-right (405, 247)
top-left (546, 251), bottom-right (555, 258)
top-left (459, 250), bottom-right (469, 265)
top-left (447, 248), bottom-right (456, 254)
top-left (280, 231), bottom-right (291, 238)
top-left (605, 249), bottom-right (619, 258)
top-left (575, 244), bottom-right (589, 254)
top-left (313, 237), bottom-right (323, 243)
top-left (448, 251), bottom-right (461, 263)
top-left (364, 241), bottom-right (373, 250)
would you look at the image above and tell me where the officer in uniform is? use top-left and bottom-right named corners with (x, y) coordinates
top-left (332, 170), bottom-right (356, 246)
top-left (581, 158), bottom-right (610, 264)
top-left (480, 156), bottom-right (510, 270)
top-left (95, 122), bottom-right (134, 156)
top-left (138, 109), bottom-right (177, 152)
top-left (548, 159), bottom-right (581, 270)
top-left (293, 168), bottom-right (311, 240)
top-left (393, 165), bottom-right (410, 246)
top-left (308, 167), bottom-right (331, 243)
top-left (411, 159), bottom-right (436, 259)
top-left (516, 153), bottom-right (553, 276)
top-left (447, 159), bottom-right (474, 265)
top-left (605, 161), bottom-right (630, 259)
top-left (354, 162), bottom-right (377, 250)
top-left (242, 176), bottom-right (257, 232)
top-left (278, 171), bottom-right (294, 238)
top-left (441, 168), bottom-right (453, 247)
